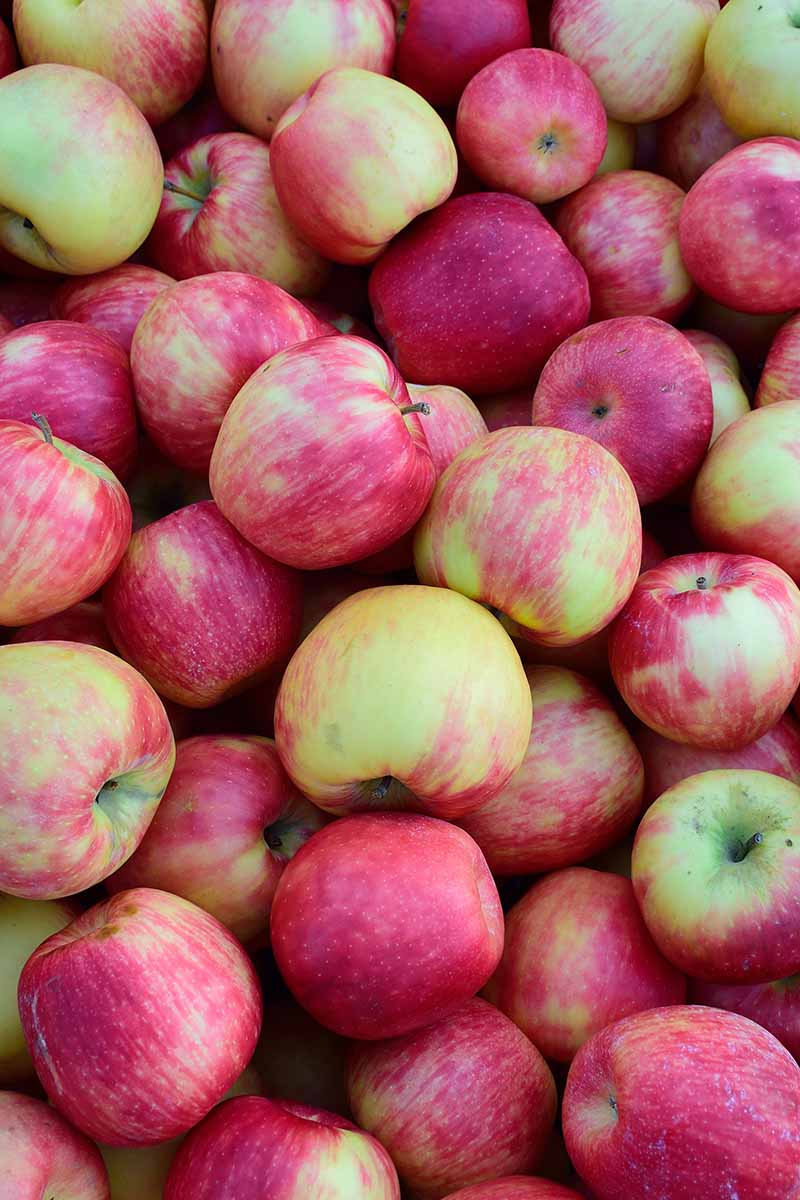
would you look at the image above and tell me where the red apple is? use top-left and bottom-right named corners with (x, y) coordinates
top-left (8, 600), bottom-right (116, 652)
top-left (369, 192), bottom-right (590, 395)
top-left (51, 265), bottom-right (174, 354)
top-left (0, 19), bottom-right (16, 77)
top-left (131, 271), bottom-right (327, 473)
top-left (555, 170), bottom-right (694, 323)
top-left (756, 313), bottom-right (800, 407)
top-left (347, 998), bottom-right (557, 1198)
top-left (0, 1091), bottom-right (110, 1199)
top-left (656, 75), bottom-right (743, 191)
top-left (0, 276), bottom-right (59, 327)
top-left (0, 312), bottom-right (10, 335)
top-left (156, 85), bottom-right (239, 162)
top-left (690, 975), bottom-right (800, 1061)
top-left (478, 389), bottom-right (533, 431)
top-left (681, 328), bottom-right (750, 445)
top-left (270, 813), bottom-right (504, 1039)
top-left (442, 1183), bottom-right (584, 1200)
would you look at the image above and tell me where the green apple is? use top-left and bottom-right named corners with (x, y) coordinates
top-left (705, 0), bottom-right (800, 139)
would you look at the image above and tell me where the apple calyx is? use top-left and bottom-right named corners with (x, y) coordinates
top-left (591, 404), bottom-right (610, 419)
top-left (30, 412), bottom-right (54, 445)
top-left (399, 401), bottom-right (431, 416)
top-left (538, 131), bottom-right (559, 155)
top-left (730, 831), bottom-right (764, 863)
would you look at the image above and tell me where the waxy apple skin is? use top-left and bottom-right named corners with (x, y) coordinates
top-left (0, 1091), bottom-right (110, 1200)
top-left (348, 998), bottom-right (556, 1199)
top-left (756, 313), bottom-right (800, 407)
top-left (563, 1005), bottom-right (800, 1200)
top-left (690, 975), bottom-right (800, 1061)
top-left (51, 264), bottom-right (174, 355)
top-left (18, 888), bottom-right (263, 1146)
top-left (442, 1182), bottom-right (584, 1200)
top-left (270, 813), bottom-right (504, 1040)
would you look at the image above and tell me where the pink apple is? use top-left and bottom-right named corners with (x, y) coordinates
top-left (442, 1183), bottom-right (584, 1200)
top-left (0, 1091), bottom-right (110, 1199)
top-left (690, 976), bottom-right (800, 1061)
top-left (51, 265), bottom-right (174, 354)
top-left (609, 552), bottom-right (800, 750)
top-left (9, 600), bottom-right (116, 652)
top-left (656, 75), bottom-right (743, 191)
top-left (210, 334), bottom-right (436, 569)
top-left (164, 1096), bottom-right (400, 1199)
top-left (148, 133), bottom-right (329, 297)
top-left (156, 85), bottom-right (240, 162)
top-left (108, 735), bottom-right (328, 945)
top-left (271, 813), bottom-right (504, 1039)
top-left (104, 500), bottom-right (303, 707)
top-left (348, 998), bottom-right (557, 1198)
top-left (532, 316), bottom-right (712, 504)
top-left (478, 389), bottom-right (533, 431)
top-left (0, 19), bottom-right (15, 77)
top-left (0, 276), bottom-right (59, 327)
top-left (0, 418), bottom-right (131, 627)
top-left (563, 1006), bottom-right (800, 1200)
top-left (456, 49), bottom-right (607, 205)
top-left (679, 138), bottom-right (800, 314)
top-left (555, 170), bottom-right (694, 323)
top-left (681, 328), bottom-right (750, 444)
top-left (131, 271), bottom-right (327, 473)
top-left (18, 888), bottom-right (262, 1145)
top-left (0, 320), bottom-right (137, 479)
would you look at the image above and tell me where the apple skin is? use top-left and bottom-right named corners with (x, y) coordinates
top-left (456, 49), bottom-right (608, 205)
top-left (442, 1182), bottom-right (584, 1200)
top-left (0, 276), bottom-right (59, 327)
top-left (369, 191), bottom-right (590, 396)
top-left (0, 65), bottom-right (163, 275)
top-left (555, 170), bottom-right (694, 323)
top-left (149, 133), bottom-right (329, 297)
top-left (414, 427), bottom-right (642, 648)
top-left (595, 118), bottom-right (636, 174)
top-left (532, 316), bottom-right (712, 505)
top-left (459, 667), bottom-right (643, 876)
top-left (104, 501), bottom-right (303, 708)
top-left (0, 19), bottom-right (16, 76)
top-left (679, 138), bottom-right (800, 314)
top-left (632, 769), bottom-right (800, 982)
top-left (485, 869), bottom-right (686, 1063)
top-left (681, 329), bottom-right (750, 444)
top-left (690, 975), bottom-right (800, 1061)
top-left (8, 600), bottom-right (116, 652)
top-left (275, 585), bottom-right (531, 819)
top-left (270, 67), bottom-right (457, 266)
top-left (549, 0), bottom-right (719, 123)
top-left (656, 75), bottom-right (742, 191)
top-left (0, 419), bottom-right (132, 627)
top-left (164, 1096), bottom-right (401, 1200)
top-left (271, 812), bottom-right (504, 1040)
top-left (131, 272), bottom-right (327, 473)
top-left (211, 0), bottom-right (396, 143)
top-left (562, 1005), bottom-right (800, 1200)
top-left (12, 0), bottom-right (208, 126)
top-left (156, 85), bottom-right (239, 162)
top-left (692, 402), bottom-right (800, 584)
top-left (51, 264), bottom-right (174, 355)
top-left (756, 314), bottom-right (800, 407)
top-left (210, 335), bottom-right (437, 571)
top-left (0, 319), bottom-right (138, 479)
top-left (0, 1091), bottom-right (110, 1200)
top-left (347, 998), bottom-right (557, 1199)
top-left (609, 552), bottom-right (800, 751)
top-left (107, 735), bottom-right (328, 945)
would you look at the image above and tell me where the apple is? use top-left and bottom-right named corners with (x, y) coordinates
top-left (270, 812), bottom-right (504, 1039)
top-left (690, 975), bottom-right (800, 1061)
top-left (0, 418), bottom-right (132, 627)
top-left (211, 0), bottom-right (396, 142)
top-left (0, 640), bottom-right (175, 898)
top-left (609, 553), bottom-right (800, 750)
top-left (705, 0), bottom-right (800, 140)
top-left (442, 1183), bottom-right (584, 1200)
top-left (107, 735), bottom-right (328, 945)
top-left (164, 1095), bottom-right (401, 1199)
top-left (679, 138), bottom-right (800, 314)
top-left (0, 319), bottom-right (138, 479)
top-left (485, 869), bottom-right (686, 1063)
top-left (681, 328), bottom-right (750, 443)
top-left (0, 18), bottom-right (16, 77)
top-left (0, 1091), bottom-right (110, 1199)
top-left (347, 998), bottom-right (557, 1198)
top-left (131, 271), bottom-right (328, 473)
top-left (756, 313), bottom-right (800, 407)
top-left (252, 1000), bottom-right (352, 1117)
top-left (0, 276), bottom-right (59, 327)
top-left (532, 316), bottom-right (712, 504)
top-left (0, 65), bottom-right (163, 274)
top-left (104, 500), bottom-right (303, 707)
top-left (148, 133), bottom-right (329, 297)
top-left (595, 119), bottom-right (636, 174)
top-left (688, 293), bottom-right (790, 370)
top-left (692, 401), bottom-right (800, 584)
top-left (8, 600), bottom-right (115, 652)
top-left (156, 84), bottom-right (239, 162)
top-left (369, 191), bottom-right (590, 395)
top-left (656, 75), bottom-right (743, 190)
top-left (209, 335), bottom-right (437, 570)
top-left (275, 585), bottom-right (531, 818)
top-left (555, 170), bottom-right (694, 323)
top-left (51, 264), bottom-right (174, 355)
top-left (563, 1005), bottom-right (800, 1200)
top-left (549, 0), bottom-right (718, 122)
top-left (456, 49), bottom-right (608, 205)
top-left (478, 390), bottom-right (533, 432)
top-left (459, 666), bottom-right (643, 876)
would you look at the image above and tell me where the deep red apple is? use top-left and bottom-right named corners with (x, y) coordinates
top-left (477, 389), bottom-right (532, 431)
top-left (0, 19), bottom-right (16, 78)
top-left (51, 265), bottom-right (174, 354)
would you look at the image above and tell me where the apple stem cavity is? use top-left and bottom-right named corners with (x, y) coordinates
top-left (399, 401), bottom-right (431, 416)
top-left (30, 412), bottom-right (54, 445)
top-left (264, 829), bottom-right (283, 850)
top-left (164, 179), bottom-right (208, 205)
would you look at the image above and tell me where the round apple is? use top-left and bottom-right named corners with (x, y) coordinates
top-left (0, 1090), bottom-right (110, 1200)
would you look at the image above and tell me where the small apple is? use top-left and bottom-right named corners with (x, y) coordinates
top-left (687, 293), bottom-right (789, 371)
top-left (0, 1091), bottom-right (110, 1199)
top-left (51, 264), bottom-right (174, 355)
top-left (0, 276), bottom-right (59, 327)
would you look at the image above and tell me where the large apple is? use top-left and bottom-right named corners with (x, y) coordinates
top-left (18, 888), bottom-right (263, 1145)
top-left (51, 264), bottom-right (174, 354)
top-left (690, 975), bottom-right (800, 1061)
top-left (681, 328), bottom-right (750, 444)
top-left (275, 585), bottom-right (530, 818)
top-left (609, 553), bottom-right (800, 750)
top-left (756, 313), bottom-right (800, 407)
top-left (0, 65), bottom-right (163, 274)
top-left (705, 0), bottom-right (800, 139)
top-left (0, 418), bottom-right (132, 626)
top-left (532, 316), bottom-right (712, 504)
top-left (270, 812), bottom-right (504, 1039)
top-left (632, 769), bottom-right (800, 981)
top-left (347, 998), bottom-right (557, 1198)
top-left (0, 1091), bottom-right (110, 1199)
top-left (369, 191), bottom-right (590, 395)
top-left (563, 1005), bottom-right (800, 1200)
top-left (131, 272), bottom-right (328, 473)
top-left (442, 1183), bottom-right (584, 1200)
top-left (656, 75), bottom-right (742, 190)
top-left (148, 133), bottom-right (329, 297)
top-left (0, 319), bottom-right (138, 479)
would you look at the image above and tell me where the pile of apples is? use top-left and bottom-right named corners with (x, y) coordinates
top-left (3, 0), bottom-right (800, 1197)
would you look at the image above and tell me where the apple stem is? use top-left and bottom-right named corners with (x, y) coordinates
top-left (399, 402), bottom-right (430, 417)
top-left (163, 179), bottom-right (207, 204)
top-left (370, 776), bottom-right (393, 802)
top-left (30, 412), bottom-right (54, 445)
top-left (696, 576), bottom-right (709, 590)
top-left (732, 831), bottom-right (763, 862)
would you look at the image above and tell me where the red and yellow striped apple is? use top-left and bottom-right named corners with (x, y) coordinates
top-left (756, 313), bottom-right (800, 407)
top-left (0, 1091), bottom-right (110, 1200)
top-left (681, 328), bottom-right (750, 443)
top-left (51, 264), bottom-right (174, 355)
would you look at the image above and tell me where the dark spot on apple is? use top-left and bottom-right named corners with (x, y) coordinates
top-left (696, 577), bottom-right (708, 590)
top-left (122, 905), bottom-right (139, 916)
top-left (96, 924), bottom-right (119, 939)
top-left (787, 839), bottom-right (794, 847)
top-left (609, 1094), bottom-right (618, 1116)
top-left (591, 404), bottom-right (609, 419)
top-left (22, 218), bottom-right (33, 229)
top-left (538, 131), bottom-right (559, 155)
top-left (264, 829), bottom-right (283, 850)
